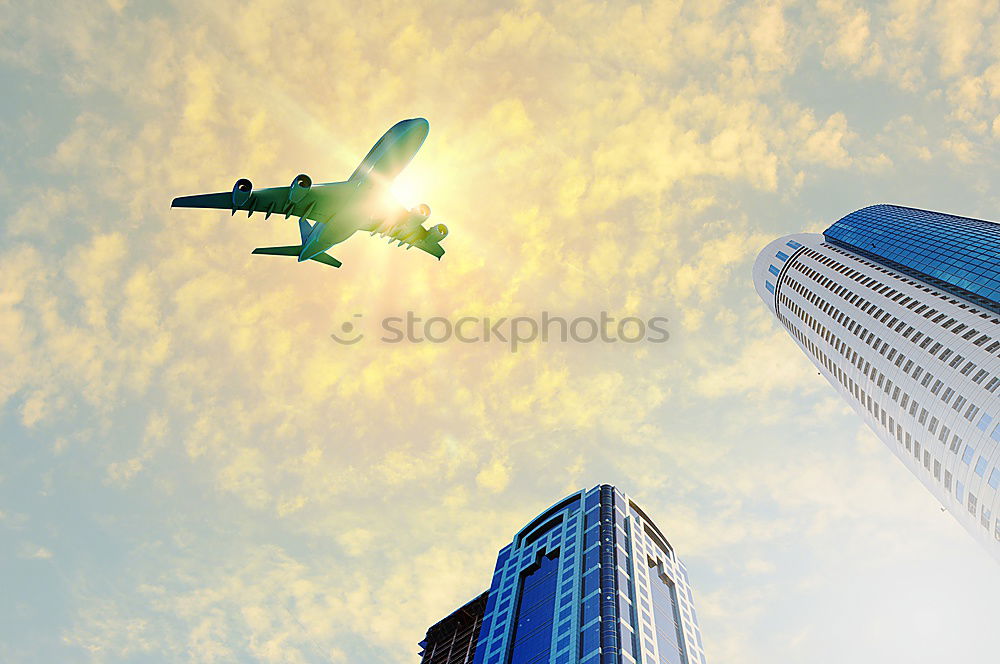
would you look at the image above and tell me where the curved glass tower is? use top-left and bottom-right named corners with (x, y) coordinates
top-left (753, 204), bottom-right (1000, 561)
top-left (469, 484), bottom-right (707, 664)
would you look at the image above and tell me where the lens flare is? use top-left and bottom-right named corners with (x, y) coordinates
top-left (389, 171), bottom-right (423, 209)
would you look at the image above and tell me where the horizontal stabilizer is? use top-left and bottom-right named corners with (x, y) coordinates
top-left (309, 252), bottom-right (342, 268)
top-left (251, 245), bottom-right (302, 256)
top-left (251, 245), bottom-right (342, 268)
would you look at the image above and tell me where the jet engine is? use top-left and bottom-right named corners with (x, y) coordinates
top-left (411, 203), bottom-right (431, 221)
top-left (232, 178), bottom-right (253, 209)
top-left (289, 173), bottom-right (312, 203)
top-left (425, 223), bottom-right (448, 244)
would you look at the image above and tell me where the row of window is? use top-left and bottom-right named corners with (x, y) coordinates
top-left (777, 293), bottom-right (1000, 541)
top-left (781, 274), bottom-right (987, 431)
top-left (791, 247), bottom-right (1000, 394)
top-left (789, 247), bottom-right (1000, 442)
top-left (779, 270), bottom-right (989, 464)
top-left (578, 498), bottom-right (696, 664)
top-left (773, 244), bottom-right (1000, 545)
top-left (822, 244), bottom-right (1000, 348)
top-left (625, 514), bottom-right (699, 664)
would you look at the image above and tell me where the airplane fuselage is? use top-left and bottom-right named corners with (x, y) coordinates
top-left (299, 118), bottom-right (429, 262)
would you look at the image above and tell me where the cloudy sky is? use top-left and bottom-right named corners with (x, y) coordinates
top-left (3, 0), bottom-right (1000, 662)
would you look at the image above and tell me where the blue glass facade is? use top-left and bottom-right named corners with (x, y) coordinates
top-left (471, 493), bottom-right (583, 664)
top-left (468, 485), bottom-right (706, 664)
top-left (509, 552), bottom-right (560, 664)
top-left (823, 204), bottom-right (1000, 313)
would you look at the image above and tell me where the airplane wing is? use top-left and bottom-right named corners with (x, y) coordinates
top-left (362, 207), bottom-right (447, 259)
top-left (386, 228), bottom-right (446, 259)
top-left (171, 181), bottom-right (356, 223)
top-left (410, 233), bottom-right (446, 259)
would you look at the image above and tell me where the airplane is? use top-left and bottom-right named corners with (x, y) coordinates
top-left (170, 117), bottom-right (447, 268)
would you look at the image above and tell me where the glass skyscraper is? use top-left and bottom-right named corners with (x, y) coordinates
top-left (421, 484), bottom-right (707, 664)
top-left (753, 204), bottom-right (1000, 560)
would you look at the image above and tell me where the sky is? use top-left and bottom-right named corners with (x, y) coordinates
top-left (2, 0), bottom-right (1000, 662)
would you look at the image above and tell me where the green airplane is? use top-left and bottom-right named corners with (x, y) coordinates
top-left (171, 117), bottom-right (447, 268)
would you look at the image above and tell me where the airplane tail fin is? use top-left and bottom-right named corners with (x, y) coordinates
top-left (251, 245), bottom-right (342, 268)
top-left (298, 219), bottom-right (313, 244)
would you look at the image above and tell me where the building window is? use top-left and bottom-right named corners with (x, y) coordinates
top-left (508, 552), bottom-right (560, 664)
top-left (648, 560), bottom-right (687, 664)
top-left (975, 457), bottom-right (988, 477)
top-left (978, 414), bottom-right (994, 432)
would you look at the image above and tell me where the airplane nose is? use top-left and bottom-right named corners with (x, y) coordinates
top-left (406, 117), bottom-right (429, 141)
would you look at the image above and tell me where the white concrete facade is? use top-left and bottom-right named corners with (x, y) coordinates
top-left (754, 233), bottom-right (1000, 562)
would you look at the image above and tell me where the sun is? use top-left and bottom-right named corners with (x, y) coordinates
top-left (389, 170), bottom-right (425, 209)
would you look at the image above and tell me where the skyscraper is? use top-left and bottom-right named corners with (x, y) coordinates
top-left (420, 484), bottom-right (707, 664)
top-left (753, 204), bottom-right (1000, 560)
